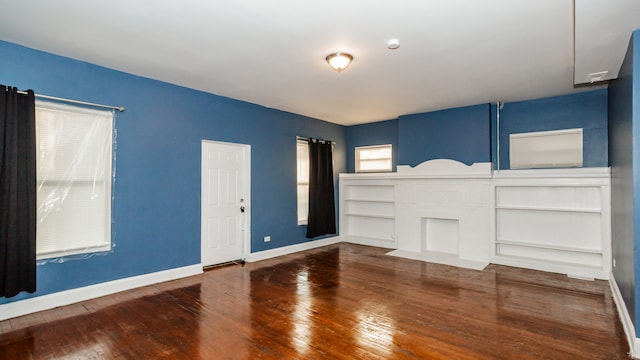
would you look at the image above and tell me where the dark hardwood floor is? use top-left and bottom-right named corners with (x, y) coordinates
top-left (0, 243), bottom-right (629, 359)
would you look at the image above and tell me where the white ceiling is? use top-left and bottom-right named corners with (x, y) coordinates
top-left (0, 0), bottom-right (638, 125)
top-left (575, 0), bottom-right (640, 83)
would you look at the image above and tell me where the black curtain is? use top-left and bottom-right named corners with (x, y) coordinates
top-left (0, 85), bottom-right (37, 298)
top-left (306, 139), bottom-right (336, 238)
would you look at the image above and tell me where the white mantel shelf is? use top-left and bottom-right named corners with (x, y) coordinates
top-left (341, 159), bottom-right (493, 180)
top-left (339, 159), bottom-right (612, 279)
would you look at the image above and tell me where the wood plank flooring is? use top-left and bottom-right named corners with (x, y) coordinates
top-left (0, 243), bottom-right (629, 359)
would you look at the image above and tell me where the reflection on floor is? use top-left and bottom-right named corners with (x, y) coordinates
top-left (0, 243), bottom-right (629, 359)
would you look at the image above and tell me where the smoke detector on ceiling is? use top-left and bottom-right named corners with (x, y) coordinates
top-left (387, 39), bottom-right (400, 50)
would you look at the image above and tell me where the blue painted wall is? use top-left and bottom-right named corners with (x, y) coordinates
top-left (608, 30), bottom-right (637, 330)
top-left (496, 90), bottom-right (608, 170)
top-left (347, 92), bottom-right (607, 172)
top-left (0, 40), bottom-right (345, 303)
top-left (345, 119), bottom-right (398, 172)
top-left (397, 104), bottom-right (491, 167)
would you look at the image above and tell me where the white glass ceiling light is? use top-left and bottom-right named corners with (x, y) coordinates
top-left (325, 52), bottom-right (353, 72)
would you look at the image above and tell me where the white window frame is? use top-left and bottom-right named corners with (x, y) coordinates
top-left (355, 144), bottom-right (393, 173)
top-left (296, 139), bottom-right (309, 225)
top-left (35, 101), bottom-right (113, 259)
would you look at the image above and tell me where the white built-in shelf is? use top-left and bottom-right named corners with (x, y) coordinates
top-left (340, 178), bottom-right (397, 249)
top-left (343, 235), bottom-right (395, 249)
top-left (495, 206), bottom-right (602, 214)
top-left (348, 234), bottom-right (395, 242)
top-left (387, 249), bottom-right (488, 271)
top-left (345, 199), bottom-right (394, 203)
top-left (496, 239), bottom-right (602, 254)
top-left (340, 164), bottom-right (611, 280)
top-left (345, 213), bottom-right (395, 219)
top-left (494, 251), bottom-right (603, 270)
top-left (492, 168), bottom-right (611, 279)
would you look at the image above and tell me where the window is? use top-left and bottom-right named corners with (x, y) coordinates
top-left (36, 101), bottom-right (113, 259)
top-left (355, 144), bottom-right (392, 173)
top-left (297, 139), bottom-right (309, 225)
top-left (509, 128), bottom-right (583, 169)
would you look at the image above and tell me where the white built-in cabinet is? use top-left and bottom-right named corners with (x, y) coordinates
top-left (491, 168), bottom-right (611, 279)
top-left (339, 160), bottom-right (612, 280)
top-left (340, 160), bottom-right (493, 270)
top-left (340, 178), bottom-right (396, 248)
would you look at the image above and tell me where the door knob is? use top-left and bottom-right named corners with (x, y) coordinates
top-left (240, 205), bottom-right (245, 213)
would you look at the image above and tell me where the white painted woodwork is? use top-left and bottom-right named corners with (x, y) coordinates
top-left (396, 159), bottom-right (493, 178)
top-left (340, 161), bottom-right (612, 278)
top-left (340, 179), bottom-right (397, 249)
top-left (491, 168), bottom-right (611, 280)
top-left (201, 140), bottom-right (250, 266)
top-left (394, 161), bottom-right (492, 270)
top-left (0, 265), bottom-right (203, 321)
top-left (341, 160), bottom-right (492, 270)
top-left (422, 218), bottom-right (459, 254)
top-left (609, 272), bottom-right (640, 359)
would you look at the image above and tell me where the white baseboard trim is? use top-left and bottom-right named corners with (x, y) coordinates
top-left (246, 236), bottom-right (341, 263)
top-left (3, 237), bottom-right (344, 321)
top-left (609, 272), bottom-right (640, 359)
top-left (1, 264), bottom-right (203, 321)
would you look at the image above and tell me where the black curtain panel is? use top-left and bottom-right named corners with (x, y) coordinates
top-left (306, 139), bottom-right (336, 238)
top-left (0, 85), bottom-right (37, 298)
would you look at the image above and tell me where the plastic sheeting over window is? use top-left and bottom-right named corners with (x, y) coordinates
top-left (509, 128), bottom-right (583, 169)
top-left (35, 101), bottom-right (115, 262)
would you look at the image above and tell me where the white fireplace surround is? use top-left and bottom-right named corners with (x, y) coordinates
top-left (339, 159), bottom-right (611, 280)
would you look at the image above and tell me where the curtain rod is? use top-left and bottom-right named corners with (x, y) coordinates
top-left (17, 91), bottom-right (125, 112)
top-left (296, 136), bottom-right (336, 145)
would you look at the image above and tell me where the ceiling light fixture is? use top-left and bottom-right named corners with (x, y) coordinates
top-left (325, 52), bottom-right (353, 72)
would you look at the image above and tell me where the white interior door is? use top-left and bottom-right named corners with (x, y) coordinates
top-left (201, 140), bottom-right (250, 267)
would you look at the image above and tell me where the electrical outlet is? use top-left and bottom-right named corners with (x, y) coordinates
top-left (613, 259), bottom-right (616, 268)
top-left (264, 236), bottom-right (271, 242)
